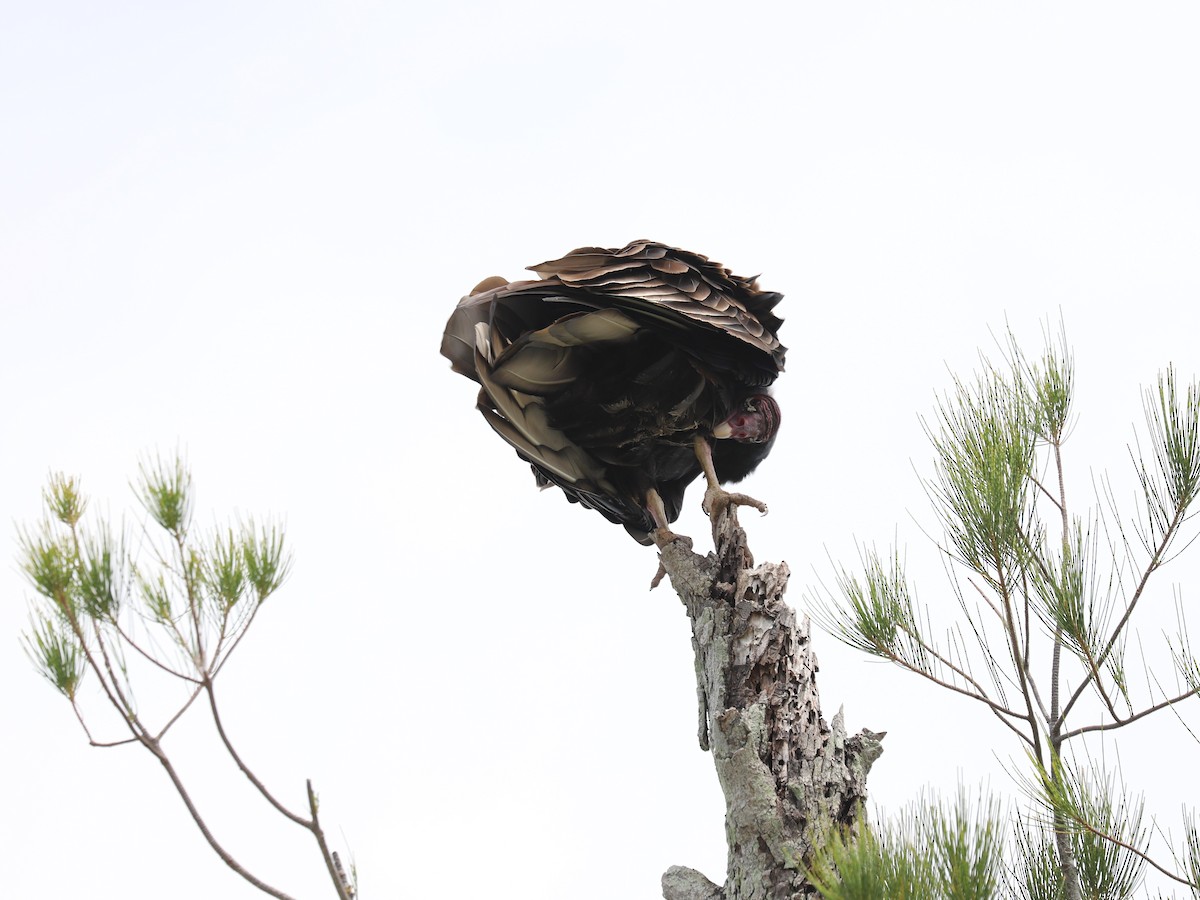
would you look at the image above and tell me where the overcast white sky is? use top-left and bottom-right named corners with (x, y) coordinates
top-left (4, 2), bottom-right (1200, 897)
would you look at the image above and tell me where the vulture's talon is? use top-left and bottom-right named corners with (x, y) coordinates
top-left (650, 531), bottom-right (693, 589)
top-left (651, 528), bottom-right (692, 550)
top-left (703, 485), bottom-right (769, 519)
top-left (650, 563), bottom-right (667, 590)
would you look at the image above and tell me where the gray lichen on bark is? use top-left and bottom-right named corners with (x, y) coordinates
top-left (658, 506), bottom-right (885, 900)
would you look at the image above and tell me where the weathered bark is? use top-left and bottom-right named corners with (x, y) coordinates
top-left (657, 505), bottom-right (885, 900)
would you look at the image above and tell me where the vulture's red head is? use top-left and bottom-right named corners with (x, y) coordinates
top-left (712, 394), bottom-right (781, 444)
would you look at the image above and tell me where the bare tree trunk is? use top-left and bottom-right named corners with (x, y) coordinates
top-left (657, 506), bottom-right (885, 900)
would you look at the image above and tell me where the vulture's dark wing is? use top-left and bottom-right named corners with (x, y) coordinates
top-left (440, 240), bottom-right (786, 542)
top-left (527, 240), bottom-right (784, 376)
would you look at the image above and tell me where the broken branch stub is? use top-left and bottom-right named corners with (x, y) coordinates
top-left (657, 506), bottom-right (884, 900)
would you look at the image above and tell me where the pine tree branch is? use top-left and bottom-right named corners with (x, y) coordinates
top-left (1059, 685), bottom-right (1200, 741)
top-left (1060, 503), bottom-right (1188, 723)
top-left (143, 734), bottom-right (297, 900)
top-left (205, 682), bottom-right (312, 828)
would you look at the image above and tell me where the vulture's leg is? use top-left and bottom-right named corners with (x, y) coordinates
top-left (694, 435), bottom-right (769, 518)
top-left (647, 487), bottom-right (691, 589)
top-left (647, 487), bottom-right (686, 547)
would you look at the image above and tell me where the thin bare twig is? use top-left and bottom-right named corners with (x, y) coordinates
top-left (309, 780), bottom-right (353, 900)
top-left (1067, 807), bottom-right (1199, 890)
top-left (154, 683), bottom-right (205, 742)
top-left (887, 627), bottom-right (1034, 747)
top-left (112, 619), bottom-right (200, 683)
top-left (205, 683), bottom-right (310, 828)
top-left (1031, 474), bottom-right (1064, 511)
top-left (1060, 686), bottom-right (1200, 741)
top-left (1061, 504), bottom-right (1188, 723)
top-left (145, 734), bottom-right (296, 900)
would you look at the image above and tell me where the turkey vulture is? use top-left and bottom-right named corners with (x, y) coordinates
top-left (440, 240), bottom-right (785, 545)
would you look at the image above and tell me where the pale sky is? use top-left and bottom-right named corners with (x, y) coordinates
top-left (4, 3), bottom-right (1200, 898)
